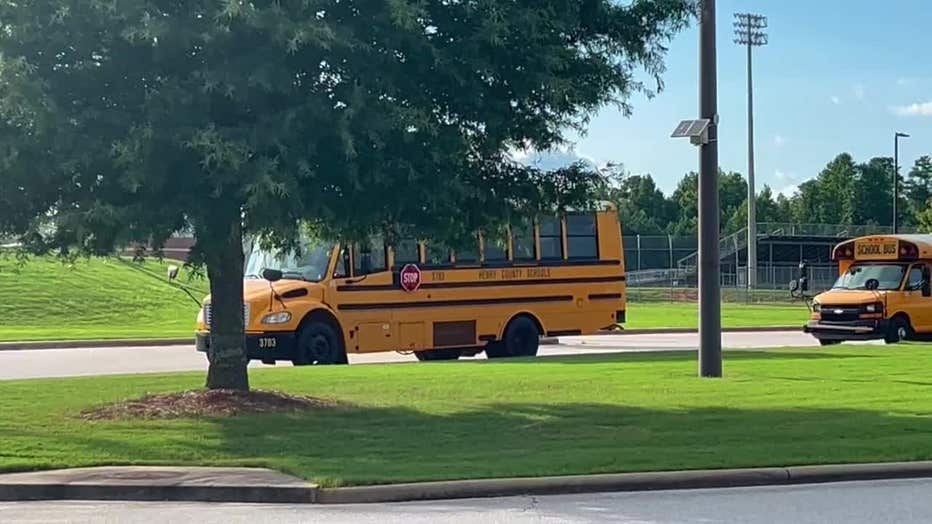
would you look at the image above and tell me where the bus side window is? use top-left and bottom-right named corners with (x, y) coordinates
top-left (566, 214), bottom-right (598, 259)
top-left (483, 232), bottom-right (508, 264)
top-left (354, 239), bottom-right (387, 276)
top-left (539, 217), bottom-right (563, 260)
top-left (334, 247), bottom-right (350, 278)
top-left (511, 222), bottom-right (536, 261)
top-left (454, 237), bottom-right (480, 265)
top-left (393, 238), bottom-right (420, 267)
top-left (907, 265), bottom-right (924, 291)
top-left (425, 242), bottom-right (453, 266)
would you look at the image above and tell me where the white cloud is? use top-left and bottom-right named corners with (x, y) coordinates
top-left (508, 145), bottom-right (600, 171)
top-left (892, 101), bottom-right (932, 116)
top-left (774, 170), bottom-right (800, 197)
top-left (776, 185), bottom-right (798, 198)
top-left (773, 134), bottom-right (786, 147)
top-left (830, 95), bottom-right (842, 105)
top-left (853, 84), bottom-right (866, 100)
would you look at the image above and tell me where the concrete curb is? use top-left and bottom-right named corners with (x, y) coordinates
top-left (0, 483), bottom-right (318, 504)
top-left (0, 339), bottom-right (192, 351)
top-left (0, 466), bottom-right (317, 504)
top-left (3, 462), bottom-right (932, 504)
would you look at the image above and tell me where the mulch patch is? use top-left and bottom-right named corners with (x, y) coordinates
top-left (82, 389), bottom-right (339, 420)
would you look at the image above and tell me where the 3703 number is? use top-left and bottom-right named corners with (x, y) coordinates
top-left (258, 337), bottom-right (277, 349)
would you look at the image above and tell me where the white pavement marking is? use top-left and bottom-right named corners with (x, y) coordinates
top-left (0, 331), bottom-right (859, 381)
top-left (1, 478), bottom-right (931, 523)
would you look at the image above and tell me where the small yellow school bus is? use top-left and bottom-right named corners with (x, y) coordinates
top-left (804, 235), bottom-right (932, 345)
top-left (195, 205), bottom-right (626, 364)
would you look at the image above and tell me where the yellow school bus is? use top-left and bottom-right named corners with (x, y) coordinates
top-left (804, 235), bottom-right (932, 345)
top-left (195, 204), bottom-right (625, 363)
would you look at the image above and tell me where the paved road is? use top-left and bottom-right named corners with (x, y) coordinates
top-left (0, 331), bottom-right (829, 381)
top-left (2, 478), bottom-right (930, 523)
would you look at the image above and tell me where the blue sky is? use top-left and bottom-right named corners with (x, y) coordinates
top-left (551, 0), bottom-right (931, 196)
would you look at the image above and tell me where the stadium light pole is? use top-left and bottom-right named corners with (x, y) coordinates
top-left (894, 132), bottom-right (910, 234)
top-left (734, 13), bottom-right (768, 289)
top-left (699, 0), bottom-right (722, 378)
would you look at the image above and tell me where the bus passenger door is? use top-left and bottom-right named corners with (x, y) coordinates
top-left (335, 241), bottom-right (396, 353)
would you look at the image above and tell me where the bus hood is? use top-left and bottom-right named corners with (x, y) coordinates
top-left (202, 279), bottom-right (325, 305)
top-left (813, 289), bottom-right (887, 305)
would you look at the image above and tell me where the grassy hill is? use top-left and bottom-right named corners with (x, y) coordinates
top-left (0, 255), bottom-right (206, 342)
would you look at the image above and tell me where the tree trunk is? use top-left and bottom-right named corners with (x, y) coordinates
top-left (204, 217), bottom-right (249, 391)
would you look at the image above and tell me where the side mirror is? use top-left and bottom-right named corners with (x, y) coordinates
top-left (789, 279), bottom-right (800, 292)
top-left (865, 278), bottom-right (880, 291)
top-left (262, 268), bottom-right (283, 282)
top-left (167, 265), bottom-right (179, 282)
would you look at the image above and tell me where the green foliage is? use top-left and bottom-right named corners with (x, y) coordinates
top-left (0, 0), bottom-right (693, 254)
top-left (905, 156), bottom-right (932, 221)
top-left (3, 345), bottom-right (932, 485)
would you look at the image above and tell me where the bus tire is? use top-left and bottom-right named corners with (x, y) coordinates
top-left (488, 316), bottom-right (540, 358)
top-left (293, 321), bottom-right (345, 366)
top-left (414, 349), bottom-right (462, 362)
top-left (818, 339), bottom-right (841, 346)
top-left (885, 316), bottom-right (912, 345)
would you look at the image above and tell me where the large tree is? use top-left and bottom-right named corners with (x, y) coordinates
top-left (0, 0), bottom-right (693, 390)
top-left (604, 170), bottom-right (675, 235)
top-left (905, 156), bottom-right (932, 222)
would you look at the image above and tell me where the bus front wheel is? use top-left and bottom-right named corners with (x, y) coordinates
top-left (293, 322), bottom-right (346, 366)
top-left (487, 316), bottom-right (540, 358)
top-left (885, 316), bottom-right (912, 345)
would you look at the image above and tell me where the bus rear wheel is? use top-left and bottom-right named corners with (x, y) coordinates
top-left (414, 349), bottom-right (462, 362)
top-left (487, 316), bottom-right (540, 358)
top-left (293, 322), bottom-right (346, 366)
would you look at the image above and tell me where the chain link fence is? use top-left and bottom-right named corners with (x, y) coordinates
top-left (626, 265), bottom-right (837, 304)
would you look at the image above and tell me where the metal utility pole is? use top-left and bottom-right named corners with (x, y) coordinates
top-left (699, 0), bottom-right (722, 377)
top-left (894, 132), bottom-right (910, 234)
top-left (734, 13), bottom-right (768, 289)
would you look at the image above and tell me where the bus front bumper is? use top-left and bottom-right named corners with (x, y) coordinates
top-left (803, 319), bottom-right (890, 341)
top-left (195, 331), bottom-right (297, 361)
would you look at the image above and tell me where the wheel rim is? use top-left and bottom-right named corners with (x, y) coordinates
top-left (305, 334), bottom-right (334, 365)
top-left (898, 326), bottom-right (908, 340)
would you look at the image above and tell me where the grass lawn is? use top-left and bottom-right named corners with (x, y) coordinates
top-left (2, 345), bottom-right (932, 486)
top-left (0, 255), bottom-right (205, 342)
top-left (626, 302), bottom-right (808, 329)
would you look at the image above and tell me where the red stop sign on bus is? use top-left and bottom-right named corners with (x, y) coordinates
top-left (400, 264), bottom-right (422, 292)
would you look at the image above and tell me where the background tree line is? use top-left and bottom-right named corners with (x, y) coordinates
top-left (605, 153), bottom-right (932, 236)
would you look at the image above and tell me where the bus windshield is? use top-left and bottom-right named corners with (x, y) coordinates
top-left (244, 239), bottom-right (334, 282)
top-left (832, 264), bottom-right (906, 291)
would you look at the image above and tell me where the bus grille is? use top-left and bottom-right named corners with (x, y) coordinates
top-left (819, 305), bottom-right (860, 323)
top-left (204, 304), bottom-right (250, 328)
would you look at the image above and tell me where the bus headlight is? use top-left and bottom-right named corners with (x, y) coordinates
top-left (863, 302), bottom-right (883, 314)
top-left (261, 311), bottom-right (293, 325)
